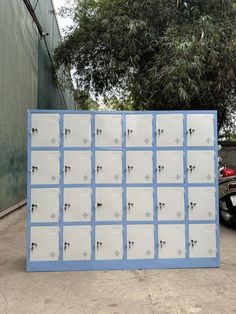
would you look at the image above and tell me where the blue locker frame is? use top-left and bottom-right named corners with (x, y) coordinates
top-left (27, 110), bottom-right (220, 272)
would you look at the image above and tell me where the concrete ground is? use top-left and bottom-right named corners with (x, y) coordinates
top-left (0, 207), bottom-right (236, 314)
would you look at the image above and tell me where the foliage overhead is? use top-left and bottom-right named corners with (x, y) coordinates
top-left (55, 0), bottom-right (236, 129)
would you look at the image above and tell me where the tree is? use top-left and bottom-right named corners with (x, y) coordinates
top-left (55, 0), bottom-right (236, 129)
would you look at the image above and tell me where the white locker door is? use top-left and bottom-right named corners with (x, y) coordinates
top-left (63, 226), bottom-right (91, 261)
top-left (158, 225), bottom-right (185, 259)
top-left (189, 224), bottom-right (216, 258)
top-left (95, 151), bottom-right (122, 184)
top-left (157, 187), bottom-right (185, 221)
top-left (126, 151), bottom-right (153, 184)
top-left (156, 114), bottom-right (183, 147)
top-left (95, 187), bottom-right (123, 221)
top-left (95, 114), bottom-right (122, 147)
top-left (126, 114), bottom-right (153, 147)
top-left (31, 151), bottom-right (60, 184)
top-left (187, 151), bottom-right (215, 183)
top-left (95, 225), bottom-right (123, 260)
top-left (64, 151), bottom-right (91, 184)
top-left (64, 114), bottom-right (91, 147)
top-left (63, 188), bottom-right (91, 222)
top-left (30, 226), bottom-right (59, 261)
top-left (31, 113), bottom-right (60, 147)
top-left (157, 151), bottom-right (184, 183)
top-left (127, 225), bottom-right (154, 259)
top-left (30, 188), bottom-right (60, 223)
top-left (188, 187), bottom-right (216, 220)
top-left (126, 187), bottom-right (154, 221)
top-left (187, 114), bottom-right (214, 146)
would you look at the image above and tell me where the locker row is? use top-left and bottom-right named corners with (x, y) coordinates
top-left (30, 113), bottom-right (215, 148)
top-left (30, 224), bottom-right (217, 261)
top-left (30, 186), bottom-right (216, 223)
top-left (30, 150), bottom-right (216, 184)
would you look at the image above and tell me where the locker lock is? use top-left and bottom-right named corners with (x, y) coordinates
top-left (188, 128), bottom-right (195, 135)
top-left (188, 165), bottom-right (196, 172)
top-left (64, 165), bottom-right (72, 173)
top-left (159, 240), bottom-right (166, 248)
top-left (31, 242), bottom-right (38, 250)
top-left (64, 128), bottom-right (71, 135)
top-left (127, 166), bottom-right (134, 172)
top-left (97, 166), bottom-right (103, 173)
top-left (189, 202), bottom-right (197, 210)
top-left (189, 240), bottom-right (197, 247)
top-left (31, 127), bottom-right (39, 134)
top-left (157, 129), bottom-right (164, 135)
top-left (127, 129), bottom-right (134, 136)
top-left (64, 203), bottom-right (71, 211)
top-left (158, 165), bottom-right (164, 172)
top-left (158, 202), bottom-right (165, 209)
top-left (31, 166), bottom-right (39, 173)
top-left (128, 202), bottom-right (134, 210)
top-left (97, 202), bottom-right (103, 207)
top-left (128, 241), bottom-right (134, 249)
top-left (96, 241), bottom-right (103, 249)
top-left (31, 204), bottom-right (38, 212)
top-left (96, 129), bottom-right (102, 135)
top-left (64, 242), bottom-right (70, 250)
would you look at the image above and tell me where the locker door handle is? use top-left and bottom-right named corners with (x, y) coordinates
top-left (31, 166), bottom-right (39, 173)
top-left (188, 165), bottom-right (196, 172)
top-left (97, 166), bottom-right (103, 173)
top-left (157, 129), bottom-right (164, 135)
top-left (64, 165), bottom-right (72, 173)
top-left (127, 129), bottom-right (134, 136)
top-left (31, 127), bottom-right (39, 134)
top-left (158, 165), bottom-right (164, 172)
top-left (31, 242), bottom-right (38, 250)
top-left (64, 203), bottom-right (71, 211)
top-left (96, 241), bottom-right (103, 249)
top-left (160, 240), bottom-right (166, 248)
top-left (127, 202), bottom-right (134, 210)
top-left (189, 202), bottom-right (197, 209)
top-left (31, 204), bottom-right (38, 212)
top-left (189, 240), bottom-right (197, 247)
top-left (97, 202), bottom-right (103, 207)
top-left (96, 129), bottom-right (102, 135)
top-left (64, 128), bottom-right (71, 135)
top-left (128, 241), bottom-right (134, 248)
top-left (187, 128), bottom-right (195, 135)
top-left (127, 166), bottom-right (134, 172)
top-left (158, 202), bottom-right (165, 209)
top-left (64, 242), bottom-right (70, 250)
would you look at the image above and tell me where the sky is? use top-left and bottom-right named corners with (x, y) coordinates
top-left (53, 0), bottom-right (74, 35)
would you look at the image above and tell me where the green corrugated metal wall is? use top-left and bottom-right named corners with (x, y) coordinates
top-left (0, 0), bottom-right (74, 212)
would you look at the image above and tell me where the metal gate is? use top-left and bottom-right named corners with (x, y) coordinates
top-left (27, 110), bottom-right (219, 271)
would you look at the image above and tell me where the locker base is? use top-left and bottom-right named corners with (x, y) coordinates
top-left (27, 258), bottom-right (220, 272)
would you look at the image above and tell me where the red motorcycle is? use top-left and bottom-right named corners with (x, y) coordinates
top-left (219, 155), bottom-right (236, 225)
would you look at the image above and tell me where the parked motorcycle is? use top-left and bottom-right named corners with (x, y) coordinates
top-left (218, 151), bottom-right (236, 225)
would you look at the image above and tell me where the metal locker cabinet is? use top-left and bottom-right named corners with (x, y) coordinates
top-left (30, 188), bottom-right (60, 223)
top-left (95, 151), bottom-right (122, 184)
top-left (187, 150), bottom-right (215, 183)
top-left (126, 187), bottom-right (154, 221)
top-left (95, 114), bottom-right (122, 147)
top-left (189, 224), bottom-right (217, 258)
top-left (64, 114), bottom-right (91, 147)
top-left (63, 188), bottom-right (92, 222)
top-left (30, 226), bottom-right (59, 261)
top-left (188, 187), bottom-right (216, 220)
top-left (31, 113), bottom-right (60, 147)
top-left (126, 151), bottom-right (153, 184)
top-left (156, 151), bottom-right (184, 183)
top-left (158, 224), bottom-right (185, 259)
top-left (31, 151), bottom-right (60, 185)
top-left (127, 224), bottom-right (155, 259)
top-left (63, 226), bottom-right (91, 261)
top-left (95, 187), bottom-right (123, 221)
top-left (187, 114), bottom-right (214, 146)
top-left (64, 151), bottom-right (91, 184)
top-left (157, 187), bottom-right (185, 221)
top-left (95, 225), bottom-right (123, 260)
top-left (156, 114), bottom-right (183, 147)
top-left (126, 114), bottom-right (153, 147)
